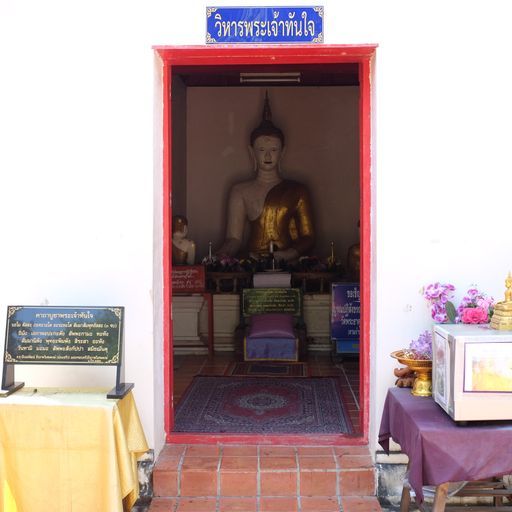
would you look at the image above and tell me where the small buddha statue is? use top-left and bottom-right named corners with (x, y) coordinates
top-left (172, 215), bottom-right (196, 265)
top-left (217, 92), bottom-right (315, 262)
top-left (490, 273), bottom-right (512, 330)
top-left (505, 273), bottom-right (512, 303)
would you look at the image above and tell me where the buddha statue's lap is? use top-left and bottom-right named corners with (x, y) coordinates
top-left (247, 179), bottom-right (314, 257)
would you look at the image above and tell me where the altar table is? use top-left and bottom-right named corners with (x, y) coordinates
top-left (379, 388), bottom-right (512, 509)
top-left (0, 388), bottom-right (148, 512)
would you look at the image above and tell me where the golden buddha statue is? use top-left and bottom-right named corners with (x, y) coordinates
top-left (172, 215), bottom-right (196, 265)
top-left (490, 273), bottom-right (512, 330)
top-left (217, 93), bottom-right (315, 262)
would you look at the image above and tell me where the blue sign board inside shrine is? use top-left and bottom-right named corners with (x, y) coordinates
top-left (331, 283), bottom-right (360, 354)
top-left (206, 6), bottom-right (324, 44)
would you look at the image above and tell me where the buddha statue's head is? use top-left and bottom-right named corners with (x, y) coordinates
top-left (172, 215), bottom-right (188, 239)
top-left (249, 93), bottom-right (285, 173)
top-left (250, 92), bottom-right (285, 147)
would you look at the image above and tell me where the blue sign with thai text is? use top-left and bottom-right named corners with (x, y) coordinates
top-left (331, 283), bottom-right (360, 354)
top-left (206, 6), bottom-right (324, 44)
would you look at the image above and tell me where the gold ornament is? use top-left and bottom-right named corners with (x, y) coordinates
top-left (391, 350), bottom-right (432, 397)
top-left (490, 273), bottom-right (512, 330)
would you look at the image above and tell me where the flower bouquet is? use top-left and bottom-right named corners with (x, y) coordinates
top-left (457, 287), bottom-right (495, 324)
top-left (423, 282), bottom-right (495, 324)
top-left (423, 282), bottom-right (457, 323)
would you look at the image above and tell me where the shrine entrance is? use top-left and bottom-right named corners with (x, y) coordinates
top-left (156, 45), bottom-right (375, 444)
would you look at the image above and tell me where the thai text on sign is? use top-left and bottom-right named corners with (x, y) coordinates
top-left (206, 6), bottom-right (324, 44)
top-left (172, 265), bottom-right (206, 294)
top-left (4, 306), bottom-right (123, 365)
top-left (331, 283), bottom-right (360, 340)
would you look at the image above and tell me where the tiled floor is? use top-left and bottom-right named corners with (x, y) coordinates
top-left (172, 352), bottom-right (361, 434)
top-left (149, 353), bottom-right (372, 511)
top-left (150, 444), bottom-right (381, 512)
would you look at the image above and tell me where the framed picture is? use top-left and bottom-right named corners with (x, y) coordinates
top-left (464, 341), bottom-right (512, 392)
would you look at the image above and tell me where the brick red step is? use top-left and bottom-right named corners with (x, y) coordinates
top-left (149, 444), bottom-right (381, 512)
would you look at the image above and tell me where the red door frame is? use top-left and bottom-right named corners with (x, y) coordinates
top-left (156, 44), bottom-right (376, 445)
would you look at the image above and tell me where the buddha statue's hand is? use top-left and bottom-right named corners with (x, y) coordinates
top-left (216, 238), bottom-right (241, 258)
top-left (274, 248), bottom-right (299, 262)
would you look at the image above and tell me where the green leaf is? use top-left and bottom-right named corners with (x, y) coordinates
top-left (445, 301), bottom-right (457, 323)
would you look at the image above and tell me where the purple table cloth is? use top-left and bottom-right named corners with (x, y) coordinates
top-left (378, 387), bottom-right (512, 503)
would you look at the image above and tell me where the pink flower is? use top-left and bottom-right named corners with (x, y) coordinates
top-left (461, 307), bottom-right (488, 324)
top-left (423, 282), bottom-right (456, 323)
top-left (457, 287), bottom-right (495, 322)
top-left (476, 297), bottom-right (492, 311)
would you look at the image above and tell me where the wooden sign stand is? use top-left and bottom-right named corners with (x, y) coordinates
top-left (1, 362), bottom-right (24, 397)
top-left (107, 344), bottom-right (134, 399)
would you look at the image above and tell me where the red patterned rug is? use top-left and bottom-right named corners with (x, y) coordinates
top-left (226, 362), bottom-right (308, 377)
top-left (174, 376), bottom-right (353, 434)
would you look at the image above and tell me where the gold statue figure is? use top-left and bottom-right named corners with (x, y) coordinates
top-left (490, 272), bottom-right (512, 330)
top-left (217, 93), bottom-right (315, 262)
top-left (505, 273), bottom-right (512, 302)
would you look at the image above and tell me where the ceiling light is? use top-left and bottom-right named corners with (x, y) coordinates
top-left (240, 72), bottom-right (301, 84)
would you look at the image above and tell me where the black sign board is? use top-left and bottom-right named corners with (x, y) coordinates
top-left (2, 306), bottom-right (133, 398)
top-left (243, 288), bottom-right (302, 317)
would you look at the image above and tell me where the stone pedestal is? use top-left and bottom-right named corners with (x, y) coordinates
top-left (172, 295), bottom-right (208, 354)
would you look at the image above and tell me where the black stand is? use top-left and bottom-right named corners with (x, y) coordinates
top-left (107, 382), bottom-right (134, 399)
top-left (1, 363), bottom-right (25, 397)
top-left (106, 358), bottom-right (133, 399)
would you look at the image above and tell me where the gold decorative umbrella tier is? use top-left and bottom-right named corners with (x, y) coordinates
top-left (391, 350), bottom-right (432, 397)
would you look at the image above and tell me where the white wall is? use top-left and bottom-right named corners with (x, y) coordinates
top-left (2, 0), bottom-right (512, 455)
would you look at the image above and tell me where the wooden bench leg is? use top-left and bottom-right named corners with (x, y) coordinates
top-left (400, 462), bottom-right (411, 512)
top-left (400, 482), bottom-right (411, 512)
top-left (432, 482), bottom-right (449, 512)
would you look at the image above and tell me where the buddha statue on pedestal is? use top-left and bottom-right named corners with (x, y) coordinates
top-left (490, 273), bottom-right (512, 330)
top-left (172, 215), bottom-right (196, 265)
top-left (217, 93), bottom-right (315, 262)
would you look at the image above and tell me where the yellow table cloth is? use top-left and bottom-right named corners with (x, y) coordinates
top-left (0, 388), bottom-right (148, 512)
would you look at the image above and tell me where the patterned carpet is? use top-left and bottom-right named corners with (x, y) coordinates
top-left (174, 376), bottom-right (353, 434)
top-left (226, 361), bottom-right (308, 377)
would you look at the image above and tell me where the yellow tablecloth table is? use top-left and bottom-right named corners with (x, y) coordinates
top-left (0, 388), bottom-right (148, 512)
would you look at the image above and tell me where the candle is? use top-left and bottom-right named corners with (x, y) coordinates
top-left (208, 241), bottom-right (212, 259)
top-left (269, 240), bottom-right (274, 254)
